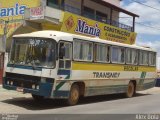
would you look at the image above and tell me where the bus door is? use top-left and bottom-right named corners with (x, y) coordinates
top-left (58, 41), bottom-right (72, 80)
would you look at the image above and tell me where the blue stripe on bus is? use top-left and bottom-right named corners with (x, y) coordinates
top-left (56, 69), bottom-right (71, 91)
top-left (57, 69), bottom-right (70, 75)
top-left (7, 64), bottom-right (42, 71)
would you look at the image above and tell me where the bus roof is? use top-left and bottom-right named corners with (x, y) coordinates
top-left (13, 30), bottom-right (156, 52)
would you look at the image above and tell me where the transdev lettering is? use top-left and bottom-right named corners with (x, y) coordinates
top-left (93, 72), bottom-right (120, 78)
top-left (0, 3), bottom-right (27, 17)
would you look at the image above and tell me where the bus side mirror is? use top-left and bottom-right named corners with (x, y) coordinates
top-left (59, 46), bottom-right (65, 59)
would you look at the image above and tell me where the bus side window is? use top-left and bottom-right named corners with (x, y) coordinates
top-left (111, 46), bottom-right (125, 64)
top-left (95, 43), bottom-right (110, 63)
top-left (126, 48), bottom-right (138, 65)
top-left (149, 52), bottom-right (156, 66)
top-left (139, 50), bottom-right (149, 65)
top-left (73, 39), bottom-right (93, 62)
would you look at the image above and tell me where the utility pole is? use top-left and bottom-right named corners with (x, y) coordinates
top-left (3, 20), bottom-right (8, 52)
top-left (0, 19), bottom-right (8, 83)
top-left (0, 19), bottom-right (8, 53)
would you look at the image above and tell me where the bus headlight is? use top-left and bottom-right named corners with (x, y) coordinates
top-left (32, 84), bottom-right (36, 89)
top-left (10, 81), bottom-right (13, 85)
top-left (36, 85), bottom-right (39, 90)
top-left (7, 81), bottom-right (10, 85)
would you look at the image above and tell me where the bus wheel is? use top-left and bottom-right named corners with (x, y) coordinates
top-left (67, 84), bottom-right (80, 106)
top-left (126, 81), bottom-right (135, 98)
top-left (32, 94), bottom-right (44, 101)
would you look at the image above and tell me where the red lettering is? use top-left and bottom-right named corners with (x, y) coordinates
top-left (31, 7), bottom-right (43, 16)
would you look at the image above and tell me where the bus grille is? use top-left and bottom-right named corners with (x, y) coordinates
top-left (5, 72), bottom-right (41, 89)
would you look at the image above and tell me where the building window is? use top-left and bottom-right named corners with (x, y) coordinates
top-left (111, 46), bottom-right (125, 64)
top-left (95, 44), bottom-right (110, 63)
top-left (126, 48), bottom-right (138, 65)
top-left (73, 39), bottom-right (93, 61)
top-left (61, 0), bottom-right (65, 8)
top-left (83, 6), bottom-right (95, 19)
top-left (47, 0), bottom-right (59, 8)
top-left (149, 52), bottom-right (156, 66)
top-left (96, 11), bottom-right (107, 23)
top-left (139, 50), bottom-right (148, 65)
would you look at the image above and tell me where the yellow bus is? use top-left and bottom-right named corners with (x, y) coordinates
top-left (3, 30), bottom-right (157, 105)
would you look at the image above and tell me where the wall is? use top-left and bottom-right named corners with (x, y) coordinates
top-left (65, 0), bottom-right (81, 9)
top-left (0, 35), bottom-right (5, 53)
top-left (64, 0), bottom-right (120, 21)
top-left (65, 0), bottom-right (81, 14)
top-left (84, 0), bottom-right (119, 21)
top-left (103, 0), bottom-right (121, 7)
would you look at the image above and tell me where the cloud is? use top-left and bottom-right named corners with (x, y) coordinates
top-left (121, 0), bottom-right (160, 35)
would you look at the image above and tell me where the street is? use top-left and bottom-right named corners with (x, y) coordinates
top-left (1, 85), bottom-right (160, 114)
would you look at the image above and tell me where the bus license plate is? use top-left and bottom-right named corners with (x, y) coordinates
top-left (16, 87), bottom-right (24, 92)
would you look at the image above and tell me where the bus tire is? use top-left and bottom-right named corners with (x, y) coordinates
top-left (126, 81), bottom-right (135, 98)
top-left (32, 94), bottom-right (44, 101)
top-left (67, 84), bottom-right (80, 106)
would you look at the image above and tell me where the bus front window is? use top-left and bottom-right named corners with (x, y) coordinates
top-left (9, 38), bottom-right (57, 68)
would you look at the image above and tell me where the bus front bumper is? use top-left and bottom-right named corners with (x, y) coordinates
top-left (3, 82), bottom-right (53, 98)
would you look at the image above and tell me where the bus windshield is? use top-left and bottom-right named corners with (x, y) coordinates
top-left (9, 37), bottom-right (57, 68)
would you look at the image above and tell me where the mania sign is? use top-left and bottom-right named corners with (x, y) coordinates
top-left (0, 3), bottom-right (26, 17)
top-left (0, 0), bottom-right (40, 35)
top-left (61, 12), bottom-right (137, 45)
top-left (75, 19), bottom-right (101, 37)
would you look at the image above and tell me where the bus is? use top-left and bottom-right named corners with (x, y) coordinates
top-left (3, 30), bottom-right (157, 105)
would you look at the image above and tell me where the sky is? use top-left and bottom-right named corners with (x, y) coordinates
top-left (120, 0), bottom-right (160, 69)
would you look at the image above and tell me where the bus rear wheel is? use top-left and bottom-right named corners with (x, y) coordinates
top-left (126, 81), bottom-right (135, 98)
top-left (67, 84), bottom-right (80, 106)
top-left (32, 94), bottom-right (44, 101)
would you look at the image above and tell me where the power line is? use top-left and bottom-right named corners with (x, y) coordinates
top-left (122, 18), bottom-right (160, 30)
top-left (127, 1), bottom-right (160, 30)
top-left (131, 0), bottom-right (160, 11)
top-left (135, 22), bottom-right (160, 30)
